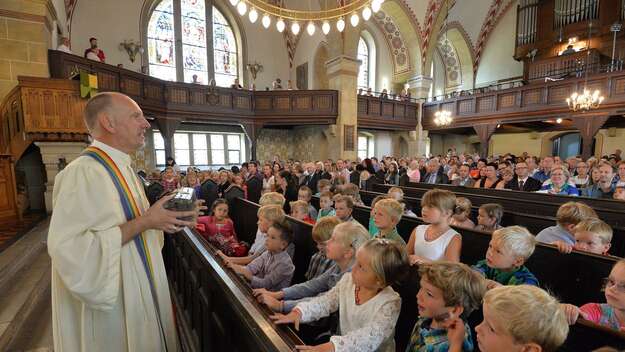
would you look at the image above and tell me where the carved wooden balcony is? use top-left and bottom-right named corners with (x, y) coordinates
top-left (422, 68), bottom-right (625, 130)
top-left (357, 95), bottom-right (419, 130)
top-left (48, 50), bottom-right (338, 126)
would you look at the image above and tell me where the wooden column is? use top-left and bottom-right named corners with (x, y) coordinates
top-left (572, 114), bottom-right (609, 159)
top-left (241, 122), bottom-right (263, 161)
top-left (155, 117), bottom-right (181, 160)
top-left (473, 123), bottom-right (498, 158)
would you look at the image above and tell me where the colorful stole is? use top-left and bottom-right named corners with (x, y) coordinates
top-left (82, 146), bottom-right (168, 350)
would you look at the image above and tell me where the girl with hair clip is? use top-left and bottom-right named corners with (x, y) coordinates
top-left (271, 238), bottom-right (409, 352)
top-left (197, 198), bottom-right (248, 257)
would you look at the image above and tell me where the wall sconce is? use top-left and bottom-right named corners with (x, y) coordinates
top-left (246, 62), bottom-right (263, 80)
top-left (119, 40), bottom-right (144, 63)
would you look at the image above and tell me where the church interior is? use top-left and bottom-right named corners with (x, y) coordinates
top-left (1, 0), bottom-right (625, 350)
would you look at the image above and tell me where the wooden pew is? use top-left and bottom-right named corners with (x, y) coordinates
top-left (385, 182), bottom-right (625, 226)
top-left (372, 184), bottom-right (625, 257)
top-left (162, 226), bottom-right (305, 351)
top-left (292, 197), bottom-right (625, 350)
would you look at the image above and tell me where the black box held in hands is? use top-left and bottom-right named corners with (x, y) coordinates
top-left (164, 187), bottom-right (196, 221)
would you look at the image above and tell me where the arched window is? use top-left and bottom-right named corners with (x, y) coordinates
top-left (357, 37), bottom-right (370, 90)
top-left (147, 0), bottom-right (239, 86)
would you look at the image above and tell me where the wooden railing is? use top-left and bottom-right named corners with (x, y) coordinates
top-left (357, 95), bottom-right (419, 130)
top-left (48, 50), bottom-right (338, 126)
top-left (422, 68), bottom-right (625, 130)
top-left (528, 49), bottom-right (601, 81)
top-left (163, 227), bottom-right (304, 352)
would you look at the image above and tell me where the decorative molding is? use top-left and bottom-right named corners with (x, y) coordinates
top-left (473, 0), bottom-right (515, 74)
top-left (439, 21), bottom-right (476, 65)
top-left (373, 10), bottom-right (411, 75)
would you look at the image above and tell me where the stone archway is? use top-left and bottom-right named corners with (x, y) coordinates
top-left (437, 23), bottom-right (476, 91)
top-left (313, 42), bottom-right (329, 89)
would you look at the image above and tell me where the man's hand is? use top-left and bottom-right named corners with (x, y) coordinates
top-left (143, 194), bottom-right (200, 233)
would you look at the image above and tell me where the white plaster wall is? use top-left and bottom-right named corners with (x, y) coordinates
top-left (70, 0), bottom-right (289, 88)
top-left (447, 0), bottom-right (493, 45)
top-left (291, 27), bottom-right (327, 89)
top-left (374, 131), bottom-right (393, 158)
top-left (474, 5), bottom-right (523, 86)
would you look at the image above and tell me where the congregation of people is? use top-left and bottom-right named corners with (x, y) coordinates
top-left (141, 148), bottom-right (625, 352)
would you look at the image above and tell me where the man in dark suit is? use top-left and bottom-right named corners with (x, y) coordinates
top-left (350, 164), bottom-right (363, 186)
top-left (200, 171), bottom-right (219, 212)
top-left (245, 161), bottom-right (262, 203)
top-left (505, 161), bottom-right (542, 191)
top-left (422, 159), bottom-right (449, 184)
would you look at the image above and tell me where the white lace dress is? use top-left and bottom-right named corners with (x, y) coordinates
top-left (295, 274), bottom-right (401, 352)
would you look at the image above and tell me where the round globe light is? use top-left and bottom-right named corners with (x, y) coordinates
top-left (291, 21), bottom-right (300, 35)
top-left (350, 13), bottom-right (359, 27)
top-left (322, 21), bottom-right (331, 34)
top-left (336, 17), bottom-right (345, 32)
top-left (262, 14), bottom-right (271, 28)
top-left (229, 0), bottom-right (239, 6)
top-left (306, 21), bottom-right (316, 36)
top-left (236, 1), bottom-right (247, 15)
top-left (276, 18), bottom-right (286, 32)
top-left (362, 6), bottom-right (372, 20)
top-left (372, 0), bottom-right (382, 13)
top-left (248, 8), bottom-right (258, 23)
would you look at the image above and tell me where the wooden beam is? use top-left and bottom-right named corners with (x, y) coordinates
top-left (473, 123), bottom-right (498, 158)
top-left (572, 114), bottom-right (610, 159)
top-left (154, 118), bottom-right (181, 160)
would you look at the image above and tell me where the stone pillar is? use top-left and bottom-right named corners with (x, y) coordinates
top-left (325, 55), bottom-right (360, 160)
top-left (0, 0), bottom-right (56, 100)
top-left (407, 75), bottom-right (433, 157)
top-left (36, 142), bottom-right (88, 213)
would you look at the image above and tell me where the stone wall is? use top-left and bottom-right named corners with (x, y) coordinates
top-left (0, 0), bottom-right (59, 100)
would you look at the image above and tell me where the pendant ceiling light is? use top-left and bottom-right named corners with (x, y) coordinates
top-left (228, 0), bottom-right (380, 35)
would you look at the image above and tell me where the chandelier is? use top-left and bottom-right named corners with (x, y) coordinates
top-left (566, 21), bottom-right (604, 112)
top-left (434, 110), bottom-right (453, 126)
top-left (228, 0), bottom-right (384, 35)
top-left (566, 89), bottom-right (604, 112)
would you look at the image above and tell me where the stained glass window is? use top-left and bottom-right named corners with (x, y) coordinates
top-left (213, 9), bottom-right (238, 87)
top-left (148, 0), bottom-right (176, 81)
top-left (357, 37), bottom-right (369, 91)
top-left (147, 1), bottom-right (239, 86)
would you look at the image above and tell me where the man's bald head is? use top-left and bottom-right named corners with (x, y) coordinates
top-left (83, 92), bottom-right (139, 135)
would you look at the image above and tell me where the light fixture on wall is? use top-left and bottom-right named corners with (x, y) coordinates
top-left (434, 110), bottom-right (453, 126)
top-left (118, 40), bottom-right (144, 63)
top-left (566, 22), bottom-right (604, 112)
top-left (228, 0), bottom-right (383, 35)
top-left (246, 62), bottom-right (263, 81)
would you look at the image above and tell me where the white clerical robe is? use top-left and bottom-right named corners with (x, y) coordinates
top-left (48, 140), bottom-right (178, 352)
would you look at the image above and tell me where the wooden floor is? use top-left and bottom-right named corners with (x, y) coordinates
top-left (0, 212), bottom-right (47, 253)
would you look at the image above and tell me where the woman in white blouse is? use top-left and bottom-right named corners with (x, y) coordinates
top-left (271, 239), bottom-right (409, 352)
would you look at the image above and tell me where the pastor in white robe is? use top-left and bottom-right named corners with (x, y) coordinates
top-left (48, 140), bottom-right (178, 352)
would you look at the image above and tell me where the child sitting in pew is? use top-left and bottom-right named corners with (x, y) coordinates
top-left (290, 200), bottom-right (316, 225)
top-left (406, 262), bottom-right (486, 352)
top-left (369, 195), bottom-right (389, 237)
top-left (373, 198), bottom-right (407, 245)
top-left (388, 186), bottom-right (418, 217)
top-left (218, 204), bottom-right (288, 265)
top-left (554, 218), bottom-right (613, 256)
top-left (259, 191), bottom-right (286, 206)
top-left (561, 259), bottom-right (625, 331)
top-left (317, 191), bottom-right (337, 221)
top-left (450, 197), bottom-right (476, 229)
top-left (228, 220), bottom-right (295, 291)
top-left (407, 189), bottom-right (461, 264)
top-left (305, 217), bottom-right (340, 281)
top-left (315, 179), bottom-right (332, 197)
top-left (298, 185), bottom-right (318, 219)
top-left (477, 285), bottom-right (568, 352)
top-left (472, 226), bottom-right (539, 290)
top-left (253, 221), bottom-right (369, 314)
top-left (271, 238), bottom-right (409, 352)
top-left (197, 199), bottom-right (248, 257)
top-left (536, 201), bottom-right (598, 246)
top-left (475, 203), bottom-right (504, 232)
